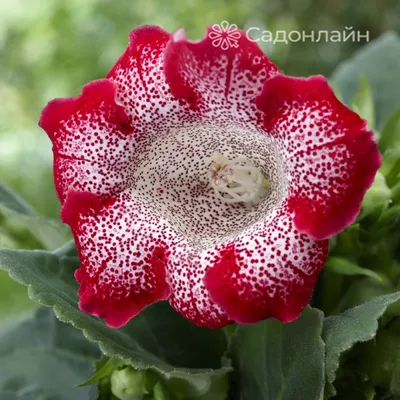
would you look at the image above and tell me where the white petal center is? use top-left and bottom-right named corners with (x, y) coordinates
top-left (130, 121), bottom-right (288, 248)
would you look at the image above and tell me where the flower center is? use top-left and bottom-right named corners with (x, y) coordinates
top-left (130, 121), bottom-right (288, 248)
top-left (208, 152), bottom-right (269, 206)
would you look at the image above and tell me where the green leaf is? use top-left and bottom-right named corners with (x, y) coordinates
top-left (0, 182), bottom-right (36, 215)
top-left (230, 306), bottom-right (325, 400)
top-left (391, 359), bottom-right (400, 396)
top-left (323, 292), bottom-right (400, 397)
top-left (335, 278), bottom-right (396, 314)
top-left (0, 182), bottom-right (69, 250)
top-left (350, 75), bottom-right (375, 130)
top-left (332, 32), bottom-right (400, 129)
top-left (161, 369), bottom-right (228, 400)
top-left (0, 248), bottom-right (231, 400)
top-left (379, 108), bottom-right (400, 152)
top-left (324, 257), bottom-right (387, 284)
top-left (369, 204), bottom-right (400, 236)
top-left (380, 148), bottom-right (400, 188)
top-left (330, 224), bottom-right (361, 257)
top-left (0, 270), bottom-right (35, 321)
top-left (333, 365), bottom-right (376, 400)
top-left (358, 171), bottom-right (391, 222)
top-left (0, 307), bottom-right (100, 400)
top-left (317, 270), bottom-right (345, 316)
top-left (54, 240), bottom-right (79, 258)
top-left (88, 356), bottom-right (119, 400)
top-left (392, 181), bottom-right (400, 205)
top-left (364, 319), bottom-right (400, 394)
top-left (77, 356), bottom-right (120, 387)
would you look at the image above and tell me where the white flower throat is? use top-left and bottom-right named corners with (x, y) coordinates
top-left (208, 152), bottom-right (269, 206)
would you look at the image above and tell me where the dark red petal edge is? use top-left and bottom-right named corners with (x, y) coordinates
top-left (257, 74), bottom-right (382, 240)
top-left (61, 190), bottom-right (171, 328)
top-left (204, 240), bottom-right (329, 324)
top-left (39, 79), bottom-right (131, 142)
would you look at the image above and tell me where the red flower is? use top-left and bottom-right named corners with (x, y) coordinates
top-left (39, 26), bottom-right (381, 329)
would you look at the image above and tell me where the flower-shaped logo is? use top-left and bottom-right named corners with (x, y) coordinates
top-left (208, 21), bottom-right (241, 50)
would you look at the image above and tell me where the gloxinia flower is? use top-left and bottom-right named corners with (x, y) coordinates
top-left (39, 25), bottom-right (381, 329)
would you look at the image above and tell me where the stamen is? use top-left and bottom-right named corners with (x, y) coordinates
top-left (208, 152), bottom-right (269, 206)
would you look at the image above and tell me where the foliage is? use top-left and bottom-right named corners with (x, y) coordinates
top-left (0, 307), bottom-right (100, 399)
top-left (230, 307), bottom-right (325, 400)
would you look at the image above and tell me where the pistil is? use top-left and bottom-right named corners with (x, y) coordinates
top-left (208, 152), bottom-right (269, 206)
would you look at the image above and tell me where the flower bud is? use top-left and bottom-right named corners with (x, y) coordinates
top-left (110, 367), bottom-right (147, 400)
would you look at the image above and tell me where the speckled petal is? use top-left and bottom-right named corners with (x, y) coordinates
top-left (107, 25), bottom-right (194, 130)
top-left (40, 25), bottom-right (380, 330)
top-left (61, 189), bottom-right (173, 328)
top-left (166, 240), bottom-right (232, 329)
top-left (204, 201), bottom-right (329, 324)
top-left (39, 79), bottom-right (134, 203)
top-left (257, 74), bottom-right (381, 239)
top-left (164, 27), bottom-right (280, 124)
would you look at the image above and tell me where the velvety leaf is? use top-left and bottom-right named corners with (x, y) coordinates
top-left (332, 32), bottom-right (400, 129)
top-left (230, 306), bottom-right (325, 400)
top-left (324, 257), bottom-right (387, 283)
top-left (323, 292), bottom-right (400, 397)
top-left (0, 248), bottom-right (231, 399)
top-left (0, 307), bottom-right (100, 400)
top-left (0, 182), bottom-right (69, 250)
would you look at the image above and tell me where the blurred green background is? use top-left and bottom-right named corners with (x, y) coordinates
top-left (0, 0), bottom-right (399, 321)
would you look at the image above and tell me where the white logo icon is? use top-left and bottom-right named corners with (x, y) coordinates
top-left (208, 21), bottom-right (241, 50)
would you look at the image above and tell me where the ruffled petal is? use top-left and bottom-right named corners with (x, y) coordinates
top-left (61, 190), bottom-right (173, 328)
top-left (107, 25), bottom-right (193, 129)
top-left (39, 79), bottom-right (134, 203)
top-left (166, 241), bottom-right (232, 329)
top-left (164, 27), bottom-right (279, 124)
top-left (204, 201), bottom-right (328, 324)
top-left (257, 74), bottom-right (381, 239)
